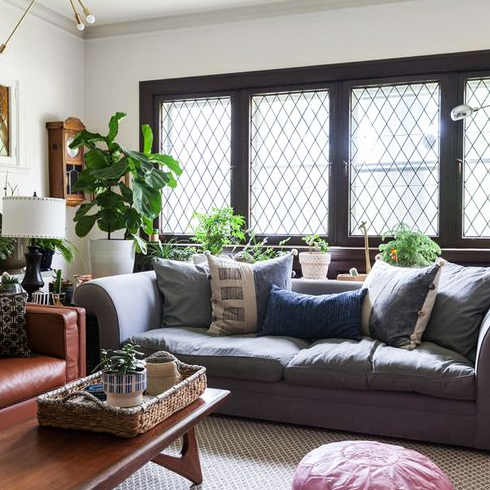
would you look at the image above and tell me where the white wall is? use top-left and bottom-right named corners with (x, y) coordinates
top-left (84, 0), bottom-right (490, 149)
top-left (0, 0), bottom-right (85, 279)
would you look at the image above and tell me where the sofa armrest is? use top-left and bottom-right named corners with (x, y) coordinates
top-left (25, 305), bottom-right (86, 382)
top-left (474, 309), bottom-right (490, 447)
top-left (74, 271), bottom-right (162, 351)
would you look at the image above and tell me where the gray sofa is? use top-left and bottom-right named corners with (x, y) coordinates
top-left (74, 271), bottom-right (490, 450)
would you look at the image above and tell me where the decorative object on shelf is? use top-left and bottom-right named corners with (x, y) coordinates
top-left (378, 222), bottom-right (441, 268)
top-left (0, 272), bottom-right (23, 294)
top-left (70, 112), bottom-right (182, 278)
top-left (336, 267), bottom-right (367, 282)
top-left (299, 234), bottom-right (330, 279)
top-left (191, 206), bottom-right (245, 256)
top-left (46, 118), bottom-right (86, 206)
top-left (1, 195), bottom-right (65, 300)
top-left (92, 343), bottom-right (147, 408)
top-left (359, 221), bottom-right (371, 274)
top-left (451, 103), bottom-right (490, 121)
top-left (145, 352), bottom-right (182, 397)
top-left (0, 0), bottom-right (95, 54)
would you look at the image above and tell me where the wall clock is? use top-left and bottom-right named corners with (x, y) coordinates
top-left (46, 117), bottom-right (85, 206)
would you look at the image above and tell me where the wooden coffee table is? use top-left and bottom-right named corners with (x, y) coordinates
top-left (0, 388), bottom-right (229, 490)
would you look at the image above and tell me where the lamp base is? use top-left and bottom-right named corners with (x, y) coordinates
top-left (21, 245), bottom-right (44, 301)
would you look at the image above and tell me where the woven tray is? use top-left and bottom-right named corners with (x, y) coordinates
top-left (37, 353), bottom-right (207, 437)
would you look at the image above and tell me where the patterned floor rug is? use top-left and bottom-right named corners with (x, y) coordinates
top-left (115, 415), bottom-right (490, 490)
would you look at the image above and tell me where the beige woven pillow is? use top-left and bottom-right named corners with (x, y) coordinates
top-left (206, 253), bottom-right (294, 336)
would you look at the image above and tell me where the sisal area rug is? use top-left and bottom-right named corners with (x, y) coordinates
top-left (116, 415), bottom-right (490, 490)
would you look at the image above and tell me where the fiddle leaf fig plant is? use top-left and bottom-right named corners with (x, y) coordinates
top-left (70, 112), bottom-right (182, 254)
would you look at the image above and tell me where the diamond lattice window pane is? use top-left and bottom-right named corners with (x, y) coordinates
top-left (160, 97), bottom-right (231, 234)
top-left (463, 78), bottom-right (490, 238)
top-left (250, 90), bottom-right (330, 235)
top-left (0, 85), bottom-right (9, 157)
top-left (350, 83), bottom-right (440, 236)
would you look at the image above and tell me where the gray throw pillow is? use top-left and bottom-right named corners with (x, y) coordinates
top-left (206, 252), bottom-right (294, 336)
top-left (424, 262), bottom-right (490, 362)
top-left (153, 258), bottom-right (212, 328)
top-left (362, 260), bottom-right (442, 349)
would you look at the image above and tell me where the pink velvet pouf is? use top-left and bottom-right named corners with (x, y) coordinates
top-left (292, 441), bottom-right (454, 490)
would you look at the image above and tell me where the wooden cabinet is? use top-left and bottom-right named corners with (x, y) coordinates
top-left (46, 117), bottom-right (85, 206)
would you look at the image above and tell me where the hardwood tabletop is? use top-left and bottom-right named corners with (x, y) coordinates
top-left (0, 388), bottom-right (230, 490)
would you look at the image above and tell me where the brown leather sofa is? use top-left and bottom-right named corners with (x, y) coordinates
top-left (0, 304), bottom-right (86, 430)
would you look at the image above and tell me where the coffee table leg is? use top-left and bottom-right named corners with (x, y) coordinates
top-left (152, 427), bottom-right (203, 485)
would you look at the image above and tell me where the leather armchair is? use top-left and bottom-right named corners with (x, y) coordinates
top-left (0, 305), bottom-right (86, 430)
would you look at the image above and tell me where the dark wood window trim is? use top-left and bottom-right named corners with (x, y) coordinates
top-left (140, 49), bottom-right (490, 263)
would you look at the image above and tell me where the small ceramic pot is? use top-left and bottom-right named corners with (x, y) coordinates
top-left (299, 252), bottom-right (331, 279)
top-left (146, 359), bottom-right (181, 396)
top-left (102, 369), bottom-right (147, 408)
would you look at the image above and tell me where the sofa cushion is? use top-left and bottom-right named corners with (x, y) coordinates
top-left (362, 260), bottom-right (442, 350)
top-left (369, 341), bottom-right (475, 401)
top-left (132, 327), bottom-right (308, 382)
top-left (206, 253), bottom-right (294, 336)
top-left (423, 262), bottom-right (490, 362)
top-left (284, 337), bottom-right (380, 390)
top-left (0, 355), bottom-right (66, 409)
top-left (259, 286), bottom-right (367, 342)
top-left (153, 258), bottom-right (212, 328)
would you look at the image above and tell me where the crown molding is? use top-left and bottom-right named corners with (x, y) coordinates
top-left (82, 0), bottom-right (419, 40)
top-left (2, 0), bottom-right (418, 41)
top-left (1, 0), bottom-right (84, 37)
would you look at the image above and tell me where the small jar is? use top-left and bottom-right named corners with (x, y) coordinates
top-left (149, 229), bottom-right (160, 243)
top-left (146, 359), bottom-right (181, 396)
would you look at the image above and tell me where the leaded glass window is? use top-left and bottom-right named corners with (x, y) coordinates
top-left (463, 78), bottom-right (490, 238)
top-left (0, 85), bottom-right (9, 157)
top-left (350, 82), bottom-right (440, 236)
top-left (250, 90), bottom-right (330, 235)
top-left (159, 97), bottom-right (232, 234)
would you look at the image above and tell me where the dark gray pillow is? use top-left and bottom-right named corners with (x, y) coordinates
top-left (424, 262), bottom-right (490, 362)
top-left (362, 260), bottom-right (442, 349)
top-left (153, 258), bottom-right (212, 328)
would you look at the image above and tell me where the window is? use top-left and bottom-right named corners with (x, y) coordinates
top-left (250, 90), bottom-right (330, 235)
top-left (0, 85), bottom-right (10, 157)
top-left (159, 96), bottom-right (232, 234)
top-left (350, 83), bottom-right (440, 236)
top-left (463, 77), bottom-right (490, 238)
top-left (141, 49), bottom-right (490, 250)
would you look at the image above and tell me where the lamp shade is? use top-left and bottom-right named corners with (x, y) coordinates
top-left (2, 196), bottom-right (66, 239)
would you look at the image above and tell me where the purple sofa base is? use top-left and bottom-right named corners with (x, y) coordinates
top-left (210, 377), bottom-right (488, 450)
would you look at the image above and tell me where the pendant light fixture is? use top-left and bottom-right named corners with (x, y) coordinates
top-left (0, 0), bottom-right (95, 54)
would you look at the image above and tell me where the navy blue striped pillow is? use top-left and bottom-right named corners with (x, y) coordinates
top-left (259, 285), bottom-right (367, 341)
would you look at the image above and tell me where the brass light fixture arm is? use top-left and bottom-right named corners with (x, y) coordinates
top-left (0, 0), bottom-right (39, 54)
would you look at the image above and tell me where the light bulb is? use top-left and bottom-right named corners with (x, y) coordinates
top-left (86, 13), bottom-right (95, 24)
top-left (77, 21), bottom-right (85, 31)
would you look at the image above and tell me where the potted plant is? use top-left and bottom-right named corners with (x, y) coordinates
top-left (233, 230), bottom-right (291, 263)
top-left (70, 112), bottom-right (182, 278)
top-left (93, 343), bottom-right (147, 408)
top-left (37, 238), bottom-right (78, 271)
top-left (378, 222), bottom-right (441, 267)
top-left (299, 234), bottom-right (331, 279)
top-left (191, 206), bottom-right (245, 261)
top-left (0, 273), bottom-right (23, 294)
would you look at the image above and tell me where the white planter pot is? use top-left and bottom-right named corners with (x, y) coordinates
top-left (89, 239), bottom-right (135, 279)
top-left (299, 252), bottom-right (331, 280)
top-left (102, 369), bottom-right (147, 408)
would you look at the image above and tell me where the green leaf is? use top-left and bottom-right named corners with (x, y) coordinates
top-left (143, 167), bottom-right (169, 190)
top-left (133, 179), bottom-right (162, 219)
top-left (118, 182), bottom-right (133, 204)
top-left (75, 214), bottom-right (98, 237)
top-left (150, 153), bottom-right (183, 176)
top-left (84, 148), bottom-right (110, 170)
top-left (107, 112), bottom-right (127, 144)
top-left (132, 233), bottom-right (147, 255)
top-left (96, 190), bottom-right (125, 209)
top-left (74, 201), bottom-right (96, 222)
top-left (91, 158), bottom-right (129, 180)
top-left (70, 130), bottom-right (106, 149)
top-left (142, 124), bottom-right (154, 155)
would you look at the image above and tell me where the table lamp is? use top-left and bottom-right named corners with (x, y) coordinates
top-left (1, 195), bottom-right (66, 299)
